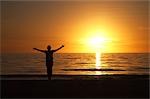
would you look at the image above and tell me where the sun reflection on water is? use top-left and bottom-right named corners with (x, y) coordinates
top-left (95, 51), bottom-right (102, 75)
top-left (96, 51), bottom-right (101, 68)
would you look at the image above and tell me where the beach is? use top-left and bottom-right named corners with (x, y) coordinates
top-left (1, 53), bottom-right (149, 98)
top-left (1, 0), bottom-right (149, 98)
top-left (1, 74), bottom-right (149, 98)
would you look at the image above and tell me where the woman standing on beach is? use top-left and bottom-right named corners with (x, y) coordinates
top-left (33, 45), bottom-right (64, 80)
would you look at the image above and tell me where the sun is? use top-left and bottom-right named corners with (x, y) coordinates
top-left (78, 30), bottom-right (112, 53)
top-left (79, 35), bottom-right (110, 53)
top-left (89, 37), bottom-right (107, 48)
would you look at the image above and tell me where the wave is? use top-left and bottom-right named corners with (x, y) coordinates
top-left (134, 67), bottom-right (149, 70)
top-left (64, 58), bottom-right (80, 59)
top-left (75, 62), bottom-right (95, 64)
top-left (62, 69), bottom-right (126, 71)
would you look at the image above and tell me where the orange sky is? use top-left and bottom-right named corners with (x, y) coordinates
top-left (1, 0), bottom-right (149, 53)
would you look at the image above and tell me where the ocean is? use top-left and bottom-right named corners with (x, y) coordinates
top-left (1, 53), bottom-right (149, 75)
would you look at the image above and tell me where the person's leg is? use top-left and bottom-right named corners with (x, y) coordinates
top-left (46, 62), bottom-right (53, 80)
top-left (49, 62), bottom-right (53, 80)
top-left (46, 66), bottom-right (51, 80)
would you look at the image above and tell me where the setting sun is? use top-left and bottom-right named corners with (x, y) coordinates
top-left (2, 1), bottom-right (149, 54)
top-left (78, 32), bottom-right (112, 53)
top-left (1, 1), bottom-right (149, 97)
top-left (89, 36), bottom-right (109, 48)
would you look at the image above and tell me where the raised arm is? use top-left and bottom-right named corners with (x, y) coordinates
top-left (33, 48), bottom-right (45, 53)
top-left (53, 45), bottom-right (64, 52)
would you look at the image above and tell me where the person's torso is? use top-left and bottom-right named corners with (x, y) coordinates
top-left (45, 51), bottom-right (54, 62)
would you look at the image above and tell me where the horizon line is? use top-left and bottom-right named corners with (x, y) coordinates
top-left (1, 52), bottom-right (150, 54)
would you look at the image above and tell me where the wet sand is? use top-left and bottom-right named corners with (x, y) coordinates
top-left (1, 75), bottom-right (149, 98)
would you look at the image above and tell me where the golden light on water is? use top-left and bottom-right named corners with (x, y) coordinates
top-left (82, 34), bottom-right (104, 68)
top-left (85, 35), bottom-right (104, 68)
top-left (90, 36), bottom-right (103, 74)
top-left (96, 51), bottom-right (101, 68)
top-left (95, 51), bottom-right (102, 75)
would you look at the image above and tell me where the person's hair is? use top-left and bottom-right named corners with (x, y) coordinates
top-left (47, 45), bottom-right (51, 49)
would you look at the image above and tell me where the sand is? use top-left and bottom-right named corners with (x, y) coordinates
top-left (1, 75), bottom-right (149, 98)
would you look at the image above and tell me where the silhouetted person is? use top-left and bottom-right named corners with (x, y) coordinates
top-left (33, 45), bottom-right (64, 80)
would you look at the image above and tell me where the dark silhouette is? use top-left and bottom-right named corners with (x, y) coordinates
top-left (33, 45), bottom-right (64, 80)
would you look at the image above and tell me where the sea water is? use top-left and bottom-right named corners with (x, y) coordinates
top-left (1, 53), bottom-right (149, 75)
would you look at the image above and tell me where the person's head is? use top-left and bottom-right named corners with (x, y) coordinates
top-left (47, 45), bottom-right (51, 50)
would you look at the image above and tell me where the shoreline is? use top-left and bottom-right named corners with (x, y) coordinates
top-left (1, 74), bottom-right (149, 80)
